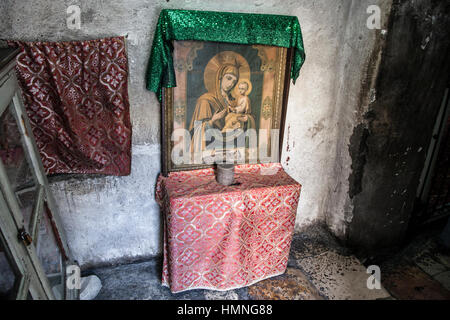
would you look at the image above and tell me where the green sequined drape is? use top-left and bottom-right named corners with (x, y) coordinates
top-left (146, 9), bottom-right (306, 101)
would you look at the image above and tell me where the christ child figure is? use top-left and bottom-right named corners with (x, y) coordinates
top-left (222, 81), bottom-right (252, 133)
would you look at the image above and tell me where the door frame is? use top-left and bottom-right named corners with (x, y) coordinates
top-left (0, 54), bottom-right (75, 299)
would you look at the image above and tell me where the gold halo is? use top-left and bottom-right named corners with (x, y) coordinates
top-left (203, 51), bottom-right (251, 95)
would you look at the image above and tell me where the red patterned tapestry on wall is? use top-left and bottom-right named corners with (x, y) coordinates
top-left (10, 36), bottom-right (131, 176)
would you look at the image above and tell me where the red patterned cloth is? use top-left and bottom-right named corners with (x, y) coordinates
top-left (156, 163), bottom-right (301, 293)
top-left (11, 37), bottom-right (131, 175)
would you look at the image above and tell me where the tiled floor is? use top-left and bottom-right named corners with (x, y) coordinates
top-left (85, 224), bottom-right (450, 300)
top-left (376, 227), bottom-right (450, 300)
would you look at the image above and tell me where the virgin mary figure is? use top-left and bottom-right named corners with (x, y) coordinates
top-left (189, 51), bottom-right (256, 163)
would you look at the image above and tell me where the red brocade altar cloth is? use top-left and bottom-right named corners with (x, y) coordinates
top-left (156, 163), bottom-right (301, 293)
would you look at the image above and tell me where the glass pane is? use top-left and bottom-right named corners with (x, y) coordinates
top-left (0, 240), bottom-right (19, 300)
top-left (0, 107), bottom-right (35, 190)
top-left (0, 106), bottom-right (36, 228)
top-left (36, 204), bottom-right (64, 299)
top-left (15, 188), bottom-right (36, 233)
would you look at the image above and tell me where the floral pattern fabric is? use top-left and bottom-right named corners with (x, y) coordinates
top-left (156, 163), bottom-right (301, 293)
top-left (11, 36), bottom-right (131, 175)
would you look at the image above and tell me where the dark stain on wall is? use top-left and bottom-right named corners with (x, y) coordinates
top-left (348, 124), bottom-right (369, 199)
top-left (347, 0), bottom-right (450, 255)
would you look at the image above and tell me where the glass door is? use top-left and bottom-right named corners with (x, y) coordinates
top-left (0, 56), bottom-right (75, 300)
top-left (0, 101), bottom-right (55, 299)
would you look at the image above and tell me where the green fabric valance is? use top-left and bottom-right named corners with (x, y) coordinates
top-left (146, 9), bottom-right (306, 101)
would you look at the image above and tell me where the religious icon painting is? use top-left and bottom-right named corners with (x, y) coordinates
top-left (161, 40), bottom-right (292, 175)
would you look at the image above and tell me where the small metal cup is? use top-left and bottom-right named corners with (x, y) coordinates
top-left (216, 163), bottom-right (235, 186)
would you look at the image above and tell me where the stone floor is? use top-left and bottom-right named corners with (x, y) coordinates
top-left (373, 226), bottom-right (450, 300)
top-left (84, 223), bottom-right (450, 300)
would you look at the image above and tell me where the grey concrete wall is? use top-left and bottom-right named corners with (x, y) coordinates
top-left (0, 0), bottom-right (392, 268)
top-left (283, 0), bottom-right (392, 240)
top-left (323, 0), bottom-right (393, 240)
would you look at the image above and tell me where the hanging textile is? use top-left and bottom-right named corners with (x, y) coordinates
top-left (10, 36), bottom-right (132, 176)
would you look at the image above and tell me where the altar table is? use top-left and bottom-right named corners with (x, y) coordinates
top-left (155, 163), bottom-right (301, 293)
